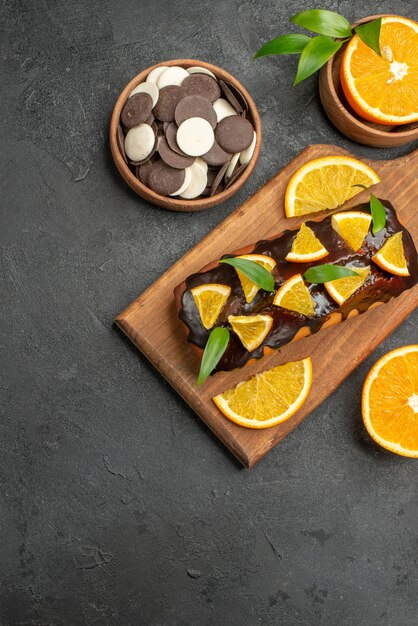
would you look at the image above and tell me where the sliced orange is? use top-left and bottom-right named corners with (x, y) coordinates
top-left (362, 345), bottom-right (418, 457)
top-left (228, 314), bottom-right (273, 352)
top-left (372, 232), bottom-right (410, 276)
top-left (235, 254), bottom-right (276, 303)
top-left (191, 283), bottom-right (231, 329)
top-left (285, 223), bottom-right (328, 263)
top-left (213, 357), bottom-right (312, 429)
top-left (285, 156), bottom-right (380, 217)
top-left (331, 211), bottom-right (372, 251)
top-left (273, 274), bottom-right (315, 317)
top-left (341, 16), bottom-right (418, 125)
top-left (324, 266), bottom-right (370, 305)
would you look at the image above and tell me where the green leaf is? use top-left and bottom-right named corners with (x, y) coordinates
top-left (354, 18), bottom-right (382, 56)
top-left (291, 9), bottom-right (352, 38)
top-left (352, 184), bottom-right (386, 234)
top-left (369, 194), bottom-right (386, 234)
top-left (294, 35), bottom-right (343, 85)
top-left (220, 257), bottom-right (275, 292)
top-left (197, 327), bottom-right (230, 386)
top-left (304, 264), bottom-right (359, 283)
top-left (253, 33), bottom-right (311, 60)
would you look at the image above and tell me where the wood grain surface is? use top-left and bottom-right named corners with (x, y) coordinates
top-left (116, 144), bottom-right (418, 468)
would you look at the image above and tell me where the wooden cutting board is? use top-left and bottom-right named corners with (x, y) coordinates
top-left (116, 144), bottom-right (418, 468)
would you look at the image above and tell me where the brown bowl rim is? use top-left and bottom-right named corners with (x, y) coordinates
top-left (320, 14), bottom-right (418, 144)
top-left (109, 59), bottom-right (262, 211)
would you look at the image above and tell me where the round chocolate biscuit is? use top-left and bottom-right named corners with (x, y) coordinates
top-left (215, 116), bottom-right (254, 153)
top-left (153, 85), bottom-right (183, 122)
top-left (170, 166), bottom-right (192, 196)
top-left (181, 74), bottom-right (221, 103)
top-left (175, 95), bottom-right (217, 129)
top-left (121, 92), bottom-right (153, 128)
top-left (158, 137), bottom-right (195, 169)
top-left (145, 112), bottom-right (155, 127)
top-left (201, 140), bottom-right (230, 166)
top-left (220, 79), bottom-right (247, 113)
top-left (136, 159), bottom-right (153, 186)
top-left (166, 122), bottom-right (187, 156)
top-left (147, 159), bottom-right (186, 195)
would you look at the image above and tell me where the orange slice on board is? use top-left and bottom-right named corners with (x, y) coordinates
top-left (324, 266), bottom-right (370, 305)
top-left (341, 16), bottom-right (418, 125)
top-left (372, 232), bottom-right (410, 276)
top-left (228, 314), bottom-right (273, 352)
top-left (285, 156), bottom-right (380, 217)
top-left (235, 254), bottom-right (276, 303)
top-left (285, 223), bottom-right (329, 263)
top-left (191, 283), bottom-right (231, 329)
top-left (213, 357), bottom-right (313, 429)
top-left (331, 211), bottom-right (372, 251)
top-left (362, 345), bottom-right (418, 457)
top-left (273, 274), bottom-right (315, 317)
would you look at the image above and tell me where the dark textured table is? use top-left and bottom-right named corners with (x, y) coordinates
top-left (1, 1), bottom-right (417, 624)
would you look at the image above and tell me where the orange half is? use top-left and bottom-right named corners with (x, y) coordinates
top-left (362, 345), bottom-right (418, 457)
top-left (341, 16), bottom-right (418, 125)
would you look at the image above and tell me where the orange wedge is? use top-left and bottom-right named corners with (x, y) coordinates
top-left (341, 16), bottom-right (418, 125)
top-left (213, 357), bottom-right (313, 429)
top-left (285, 156), bottom-right (380, 217)
top-left (191, 283), bottom-right (231, 329)
top-left (324, 266), bottom-right (370, 305)
top-left (331, 211), bottom-right (372, 252)
top-left (228, 314), bottom-right (273, 352)
top-left (372, 232), bottom-right (410, 276)
top-left (362, 345), bottom-right (418, 457)
top-left (235, 254), bottom-right (276, 303)
top-left (285, 223), bottom-right (328, 263)
top-left (273, 274), bottom-right (315, 317)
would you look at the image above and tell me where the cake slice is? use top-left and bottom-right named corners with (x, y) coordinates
top-left (174, 201), bottom-right (417, 373)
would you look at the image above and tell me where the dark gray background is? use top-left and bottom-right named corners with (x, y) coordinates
top-left (1, 0), bottom-right (417, 624)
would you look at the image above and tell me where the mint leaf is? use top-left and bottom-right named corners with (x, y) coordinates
top-left (220, 257), bottom-right (275, 292)
top-left (253, 33), bottom-right (311, 60)
top-left (304, 264), bottom-right (358, 283)
top-left (197, 327), bottom-right (230, 386)
top-left (294, 35), bottom-right (343, 85)
top-left (354, 18), bottom-right (382, 56)
top-left (291, 9), bottom-right (352, 38)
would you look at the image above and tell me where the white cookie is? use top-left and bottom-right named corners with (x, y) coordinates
top-left (129, 81), bottom-right (159, 107)
top-left (179, 160), bottom-right (208, 199)
top-left (239, 132), bottom-right (256, 165)
top-left (146, 66), bottom-right (168, 84)
top-left (213, 98), bottom-right (237, 122)
top-left (177, 117), bottom-right (214, 157)
top-left (157, 66), bottom-right (189, 88)
top-left (187, 66), bottom-right (217, 79)
top-left (124, 124), bottom-right (155, 162)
